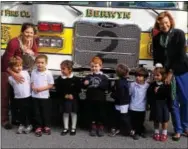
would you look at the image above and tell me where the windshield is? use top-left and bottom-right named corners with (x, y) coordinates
top-left (17, 1), bottom-right (108, 7)
top-left (2, 1), bottom-right (181, 9)
top-left (111, 2), bottom-right (178, 9)
top-left (68, 1), bottom-right (107, 7)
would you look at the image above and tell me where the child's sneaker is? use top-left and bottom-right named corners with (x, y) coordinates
top-left (24, 125), bottom-right (33, 134)
top-left (130, 130), bottom-right (135, 137)
top-left (97, 124), bottom-right (105, 137)
top-left (70, 129), bottom-right (76, 136)
top-left (140, 133), bottom-right (147, 138)
top-left (43, 127), bottom-right (51, 135)
top-left (35, 127), bottom-right (42, 137)
top-left (133, 134), bottom-right (140, 140)
top-left (16, 125), bottom-right (25, 134)
top-left (160, 134), bottom-right (168, 142)
top-left (153, 133), bottom-right (160, 141)
top-left (90, 123), bottom-right (97, 137)
top-left (109, 128), bottom-right (120, 137)
top-left (3, 121), bottom-right (12, 130)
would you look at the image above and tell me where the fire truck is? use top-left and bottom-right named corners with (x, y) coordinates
top-left (1, 1), bottom-right (188, 75)
top-left (1, 1), bottom-right (188, 127)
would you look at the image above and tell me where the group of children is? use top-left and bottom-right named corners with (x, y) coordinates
top-left (8, 55), bottom-right (172, 142)
top-left (8, 55), bottom-right (54, 137)
top-left (109, 63), bottom-right (172, 142)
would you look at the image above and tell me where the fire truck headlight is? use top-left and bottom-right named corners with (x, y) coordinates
top-left (50, 38), bottom-right (63, 48)
top-left (39, 37), bottom-right (51, 47)
top-left (39, 37), bottom-right (62, 48)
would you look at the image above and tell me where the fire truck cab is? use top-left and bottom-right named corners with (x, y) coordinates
top-left (1, 1), bottom-right (188, 75)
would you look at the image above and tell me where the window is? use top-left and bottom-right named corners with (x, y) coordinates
top-left (29, 1), bottom-right (108, 7)
top-left (68, 1), bottom-right (107, 7)
top-left (137, 2), bottom-right (177, 8)
top-left (111, 2), bottom-right (178, 9)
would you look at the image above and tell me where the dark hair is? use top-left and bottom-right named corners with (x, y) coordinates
top-left (153, 67), bottom-right (167, 82)
top-left (35, 54), bottom-right (48, 63)
top-left (21, 22), bottom-right (37, 34)
top-left (154, 11), bottom-right (175, 30)
top-left (61, 60), bottom-right (74, 71)
top-left (9, 56), bottom-right (23, 69)
top-left (135, 67), bottom-right (149, 78)
top-left (116, 64), bottom-right (129, 78)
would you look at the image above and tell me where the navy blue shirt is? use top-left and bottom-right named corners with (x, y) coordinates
top-left (111, 77), bottom-right (130, 105)
top-left (153, 28), bottom-right (188, 75)
top-left (84, 73), bottom-right (109, 101)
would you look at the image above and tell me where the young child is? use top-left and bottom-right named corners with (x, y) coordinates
top-left (147, 67), bottom-right (172, 142)
top-left (129, 67), bottom-right (149, 140)
top-left (148, 63), bottom-right (163, 83)
top-left (55, 60), bottom-right (81, 136)
top-left (109, 64), bottom-right (132, 137)
top-left (83, 56), bottom-right (109, 137)
top-left (31, 54), bottom-right (54, 137)
top-left (8, 56), bottom-right (33, 134)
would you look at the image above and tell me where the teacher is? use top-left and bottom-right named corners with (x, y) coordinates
top-left (152, 11), bottom-right (188, 141)
top-left (1, 22), bottom-right (38, 129)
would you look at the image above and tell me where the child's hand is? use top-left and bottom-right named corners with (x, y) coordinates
top-left (65, 94), bottom-right (69, 99)
top-left (36, 87), bottom-right (43, 92)
top-left (25, 49), bottom-right (34, 56)
top-left (146, 105), bottom-right (150, 111)
top-left (32, 87), bottom-right (39, 94)
top-left (84, 80), bottom-right (89, 86)
top-left (68, 94), bottom-right (74, 100)
top-left (154, 87), bottom-right (159, 93)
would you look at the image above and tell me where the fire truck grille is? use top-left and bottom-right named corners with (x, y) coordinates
top-left (74, 21), bottom-right (141, 69)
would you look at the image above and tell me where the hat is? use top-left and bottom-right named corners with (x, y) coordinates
top-left (155, 63), bottom-right (163, 68)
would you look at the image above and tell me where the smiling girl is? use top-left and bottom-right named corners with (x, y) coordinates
top-left (147, 67), bottom-right (172, 142)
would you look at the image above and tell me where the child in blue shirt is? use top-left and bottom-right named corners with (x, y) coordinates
top-left (83, 56), bottom-right (109, 137)
top-left (109, 64), bottom-right (132, 137)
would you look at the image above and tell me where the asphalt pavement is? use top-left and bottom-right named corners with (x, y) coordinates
top-left (1, 115), bottom-right (188, 148)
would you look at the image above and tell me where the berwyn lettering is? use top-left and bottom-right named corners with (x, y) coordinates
top-left (85, 9), bottom-right (131, 19)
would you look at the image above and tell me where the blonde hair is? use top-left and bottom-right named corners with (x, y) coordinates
top-left (9, 56), bottom-right (23, 69)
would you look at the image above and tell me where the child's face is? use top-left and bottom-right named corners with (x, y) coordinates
top-left (154, 72), bottom-right (162, 82)
top-left (61, 65), bottom-right (71, 76)
top-left (36, 58), bottom-right (47, 72)
top-left (12, 64), bottom-right (22, 73)
top-left (136, 75), bottom-right (145, 84)
top-left (90, 62), bottom-right (101, 73)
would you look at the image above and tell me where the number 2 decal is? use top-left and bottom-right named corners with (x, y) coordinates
top-left (95, 30), bottom-right (118, 64)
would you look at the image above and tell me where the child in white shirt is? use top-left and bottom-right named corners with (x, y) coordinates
top-left (31, 54), bottom-right (54, 137)
top-left (129, 67), bottom-right (149, 140)
top-left (8, 56), bottom-right (33, 134)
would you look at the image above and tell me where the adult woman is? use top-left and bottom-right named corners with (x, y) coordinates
top-left (152, 11), bottom-right (188, 141)
top-left (1, 23), bottom-right (38, 129)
